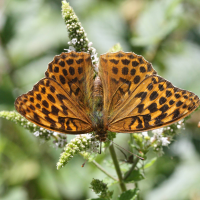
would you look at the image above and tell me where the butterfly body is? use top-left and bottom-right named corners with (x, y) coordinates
top-left (15, 51), bottom-right (200, 141)
top-left (92, 76), bottom-right (107, 141)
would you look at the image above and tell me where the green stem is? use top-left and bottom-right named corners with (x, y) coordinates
top-left (109, 143), bottom-right (127, 192)
top-left (124, 157), bottom-right (139, 180)
top-left (135, 182), bottom-right (140, 200)
top-left (130, 134), bottom-right (134, 152)
top-left (92, 160), bottom-right (118, 181)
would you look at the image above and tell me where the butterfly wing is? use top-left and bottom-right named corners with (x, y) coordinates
top-left (99, 51), bottom-right (200, 133)
top-left (99, 51), bottom-right (157, 124)
top-left (15, 52), bottom-right (94, 134)
top-left (108, 75), bottom-right (200, 132)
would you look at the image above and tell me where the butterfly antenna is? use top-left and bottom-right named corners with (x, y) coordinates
top-left (107, 139), bottom-right (144, 160)
top-left (82, 153), bottom-right (91, 167)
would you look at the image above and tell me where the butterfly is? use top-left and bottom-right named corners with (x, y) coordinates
top-left (15, 51), bottom-right (200, 142)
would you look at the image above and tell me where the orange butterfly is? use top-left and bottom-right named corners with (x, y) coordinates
top-left (15, 51), bottom-right (200, 142)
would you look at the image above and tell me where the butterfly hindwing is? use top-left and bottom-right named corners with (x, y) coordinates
top-left (108, 75), bottom-right (200, 132)
top-left (15, 52), bottom-right (94, 134)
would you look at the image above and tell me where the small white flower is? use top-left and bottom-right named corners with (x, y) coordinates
top-left (34, 131), bottom-right (40, 137)
top-left (161, 137), bottom-right (170, 146)
top-left (142, 131), bottom-right (148, 137)
top-left (71, 38), bottom-right (77, 45)
top-left (88, 42), bottom-right (92, 47)
top-left (69, 46), bottom-right (76, 51)
top-left (150, 136), bottom-right (156, 143)
top-left (177, 125), bottom-right (181, 129)
top-left (53, 132), bottom-right (58, 136)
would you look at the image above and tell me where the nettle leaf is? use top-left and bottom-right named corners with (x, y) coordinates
top-left (144, 157), bottom-right (157, 169)
top-left (124, 170), bottom-right (145, 182)
top-left (118, 188), bottom-right (139, 200)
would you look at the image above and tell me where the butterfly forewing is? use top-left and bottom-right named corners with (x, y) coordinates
top-left (15, 52), bottom-right (94, 134)
top-left (45, 52), bottom-right (94, 112)
top-left (99, 51), bottom-right (157, 123)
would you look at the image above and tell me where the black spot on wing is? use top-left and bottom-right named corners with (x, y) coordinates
top-left (36, 94), bottom-right (42, 101)
top-left (176, 101), bottom-right (183, 107)
top-left (122, 67), bottom-right (128, 75)
top-left (110, 59), bottom-right (119, 64)
top-left (112, 67), bottom-right (118, 74)
top-left (135, 92), bottom-right (147, 101)
top-left (137, 104), bottom-right (144, 113)
top-left (133, 76), bottom-right (140, 84)
top-left (51, 105), bottom-right (59, 115)
top-left (160, 104), bottom-right (169, 113)
top-left (30, 97), bottom-right (34, 103)
top-left (149, 91), bottom-right (158, 101)
top-left (42, 108), bottom-right (50, 115)
top-left (62, 69), bottom-right (68, 76)
top-left (66, 59), bottom-right (74, 65)
top-left (34, 113), bottom-right (40, 122)
top-left (166, 90), bottom-right (172, 97)
top-left (59, 75), bottom-right (66, 84)
top-left (130, 68), bottom-right (136, 76)
top-left (47, 94), bottom-right (56, 103)
top-left (147, 83), bottom-right (153, 91)
top-left (78, 67), bottom-right (83, 74)
top-left (69, 67), bottom-right (75, 75)
top-left (42, 100), bottom-right (49, 108)
top-left (140, 67), bottom-right (146, 73)
top-left (59, 61), bottom-right (65, 67)
top-left (54, 66), bottom-right (59, 73)
top-left (172, 109), bottom-right (180, 119)
top-left (158, 84), bottom-right (164, 91)
top-left (155, 113), bottom-right (167, 124)
top-left (148, 103), bottom-right (157, 113)
top-left (121, 59), bottom-right (130, 65)
top-left (132, 61), bottom-right (139, 67)
top-left (169, 100), bottom-right (175, 105)
top-left (50, 85), bottom-right (55, 93)
top-left (76, 59), bottom-right (84, 64)
top-left (57, 94), bottom-right (67, 103)
top-left (159, 97), bottom-right (167, 105)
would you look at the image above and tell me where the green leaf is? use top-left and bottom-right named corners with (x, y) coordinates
top-left (124, 170), bottom-right (145, 182)
top-left (144, 157), bottom-right (157, 169)
top-left (118, 189), bottom-right (139, 200)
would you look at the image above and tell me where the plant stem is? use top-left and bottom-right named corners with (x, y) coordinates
top-left (135, 182), bottom-right (140, 200)
top-left (130, 134), bottom-right (134, 152)
top-left (124, 157), bottom-right (140, 180)
top-left (92, 160), bottom-right (118, 181)
top-left (109, 143), bottom-right (127, 192)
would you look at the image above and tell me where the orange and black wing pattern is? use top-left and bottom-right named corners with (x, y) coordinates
top-left (15, 52), bottom-right (94, 134)
top-left (99, 51), bottom-right (200, 133)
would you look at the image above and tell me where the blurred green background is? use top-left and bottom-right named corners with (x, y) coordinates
top-left (1, 0), bottom-right (200, 199)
